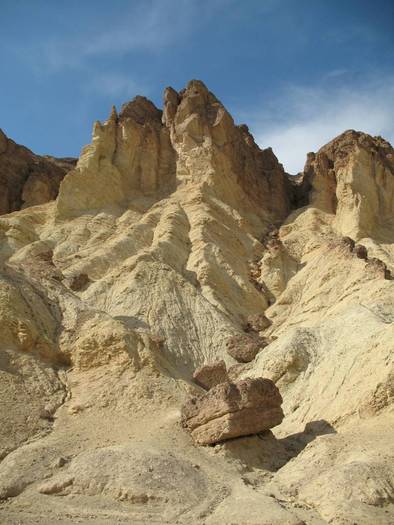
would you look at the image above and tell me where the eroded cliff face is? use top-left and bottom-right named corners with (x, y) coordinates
top-left (57, 80), bottom-right (290, 221)
top-left (0, 129), bottom-right (76, 214)
top-left (57, 97), bottom-right (176, 217)
top-left (303, 130), bottom-right (394, 240)
top-left (0, 81), bottom-right (393, 525)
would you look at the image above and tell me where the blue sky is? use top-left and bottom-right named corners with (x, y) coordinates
top-left (1, 0), bottom-right (393, 173)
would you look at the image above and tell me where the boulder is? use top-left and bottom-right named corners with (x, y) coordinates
top-left (244, 313), bottom-right (272, 333)
top-left (226, 334), bottom-right (267, 363)
top-left (181, 378), bottom-right (284, 445)
top-left (341, 236), bottom-right (355, 251)
top-left (366, 258), bottom-right (391, 280)
top-left (69, 273), bottom-right (90, 291)
top-left (192, 360), bottom-right (228, 390)
top-left (354, 244), bottom-right (368, 260)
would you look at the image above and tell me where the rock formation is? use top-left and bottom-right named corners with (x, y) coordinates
top-left (226, 333), bottom-right (267, 362)
top-left (192, 360), bottom-right (228, 390)
top-left (302, 129), bottom-right (394, 240)
top-left (0, 80), bottom-right (393, 524)
top-left (181, 378), bottom-right (284, 445)
top-left (0, 128), bottom-right (76, 214)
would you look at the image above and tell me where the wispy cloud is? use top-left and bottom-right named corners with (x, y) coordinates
top-left (242, 74), bottom-right (394, 173)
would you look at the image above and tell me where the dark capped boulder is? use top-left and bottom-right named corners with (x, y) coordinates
top-left (366, 258), bottom-right (391, 280)
top-left (354, 244), bottom-right (368, 260)
top-left (341, 236), bottom-right (355, 251)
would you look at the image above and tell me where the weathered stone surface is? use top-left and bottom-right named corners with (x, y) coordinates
top-left (68, 273), bottom-right (90, 291)
top-left (0, 128), bottom-right (76, 214)
top-left (366, 258), bottom-right (391, 279)
top-left (341, 236), bottom-right (355, 251)
top-left (162, 80), bottom-right (291, 219)
top-left (119, 96), bottom-right (162, 124)
top-left (244, 313), bottom-right (272, 333)
top-left (192, 360), bottom-right (228, 390)
top-left (181, 378), bottom-right (284, 445)
top-left (227, 363), bottom-right (249, 382)
top-left (354, 244), bottom-right (368, 260)
top-left (302, 130), bottom-right (394, 240)
top-left (56, 96), bottom-right (176, 218)
top-left (226, 334), bottom-right (267, 363)
top-left (0, 81), bottom-right (394, 525)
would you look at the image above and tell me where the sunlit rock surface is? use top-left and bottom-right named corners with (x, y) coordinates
top-left (0, 81), bottom-right (393, 524)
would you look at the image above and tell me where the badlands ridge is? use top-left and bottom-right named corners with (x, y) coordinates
top-left (0, 80), bottom-right (393, 524)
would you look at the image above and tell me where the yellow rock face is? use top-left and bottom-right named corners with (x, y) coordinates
top-left (0, 81), bottom-right (393, 524)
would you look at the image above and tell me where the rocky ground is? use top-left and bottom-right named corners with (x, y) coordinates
top-left (0, 80), bottom-right (393, 524)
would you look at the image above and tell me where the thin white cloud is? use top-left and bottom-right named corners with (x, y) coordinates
top-left (244, 75), bottom-right (394, 174)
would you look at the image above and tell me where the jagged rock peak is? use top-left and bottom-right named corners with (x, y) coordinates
top-left (307, 129), bottom-right (394, 172)
top-left (162, 79), bottom-right (222, 127)
top-left (107, 105), bottom-right (118, 122)
top-left (301, 129), bottom-right (394, 240)
top-left (119, 96), bottom-right (162, 125)
top-left (0, 128), bottom-right (8, 154)
top-left (161, 79), bottom-right (291, 218)
top-left (56, 79), bottom-right (291, 221)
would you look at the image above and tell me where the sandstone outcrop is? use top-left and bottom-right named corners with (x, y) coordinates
top-left (303, 130), bottom-right (394, 240)
top-left (181, 378), bottom-right (284, 445)
top-left (56, 97), bottom-right (176, 217)
top-left (192, 360), bottom-right (228, 390)
top-left (0, 81), bottom-right (393, 524)
top-left (0, 128), bottom-right (75, 214)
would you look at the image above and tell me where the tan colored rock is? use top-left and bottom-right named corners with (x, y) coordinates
top-left (181, 378), bottom-right (284, 445)
top-left (0, 81), bottom-right (394, 524)
top-left (303, 130), bottom-right (394, 240)
top-left (56, 96), bottom-right (176, 218)
top-left (163, 80), bottom-right (291, 220)
top-left (226, 333), bottom-right (267, 363)
top-left (192, 360), bottom-right (228, 390)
